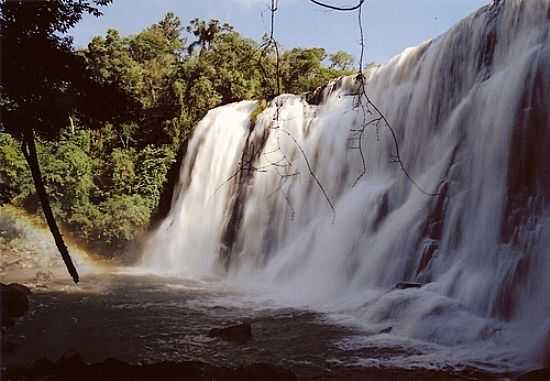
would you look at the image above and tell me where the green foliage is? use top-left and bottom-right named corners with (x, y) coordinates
top-left (250, 100), bottom-right (268, 126)
top-left (135, 146), bottom-right (175, 209)
top-left (98, 194), bottom-right (151, 247)
top-left (39, 133), bottom-right (97, 215)
top-left (279, 47), bottom-right (350, 95)
top-left (0, 128), bottom-right (169, 254)
top-left (110, 148), bottom-right (137, 195)
top-left (0, 134), bottom-right (33, 204)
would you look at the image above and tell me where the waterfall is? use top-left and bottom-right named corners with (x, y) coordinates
top-left (142, 0), bottom-right (550, 371)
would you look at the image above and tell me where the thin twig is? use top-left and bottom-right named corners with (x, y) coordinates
top-left (308, 0), bottom-right (365, 12)
top-left (278, 127), bottom-right (335, 213)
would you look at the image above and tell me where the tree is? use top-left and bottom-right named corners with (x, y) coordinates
top-left (85, 13), bottom-right (186, 147)
top-left (329, 50), bottom-right (354, 71)
top-left (280, 48), bottom-right (330, 94)
top-left (186, 18), bottom-right (233, 55)
top-left (0, 0), bottom-right (131, 282)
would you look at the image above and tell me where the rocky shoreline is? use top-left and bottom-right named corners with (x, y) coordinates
top-left (4, 354), bottom-right (549, 381)
top-left (3, 353), bottom-right (297, 381)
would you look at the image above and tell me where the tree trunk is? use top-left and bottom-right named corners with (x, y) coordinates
top-left (21, 129), bottom-right (79, 283)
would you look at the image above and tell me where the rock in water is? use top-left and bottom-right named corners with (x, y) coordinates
top-left (7, 282), bottom-right (32, 296)
top-left (1, 282), bottom-right (30, 327)
top-left (208, 322), bottom-right (252, 344)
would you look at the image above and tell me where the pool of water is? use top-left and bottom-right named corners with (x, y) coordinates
top-left (3, 271), bottom-right (513, 380)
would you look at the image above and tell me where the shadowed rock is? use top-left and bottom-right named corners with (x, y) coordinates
top-left (58, 350), bottom-right (85, 369)
top-left (1, 282), bottom-right (31, 327)
top-left (543, 333), bottom-right (550, 367)
top-left (1, 339), bottom-right (16, 353)
top-left (515, 369), bottom-right (550, 381)
top-left (5, 354), bottom-right (297, 381)
top-left (208, 322), bottom-right (252, 344)
top-left (7, 283), bottom-right (32, 296)
top-left (32, 357), bottom-right (55, 371)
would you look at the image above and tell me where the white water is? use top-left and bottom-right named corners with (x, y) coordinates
top-left (143, 0), bottom-right (550, 373)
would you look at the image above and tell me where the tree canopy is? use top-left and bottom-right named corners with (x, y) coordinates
top-left (0, 0), bottom-right (136, 139)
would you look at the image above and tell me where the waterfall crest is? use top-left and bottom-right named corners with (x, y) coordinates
top-left (143, 0), bottom-right (550, 370)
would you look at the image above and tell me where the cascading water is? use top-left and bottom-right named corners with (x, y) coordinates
top-left (142, 0), bottom-right (550, 372)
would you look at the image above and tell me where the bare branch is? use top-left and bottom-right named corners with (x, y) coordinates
top-left (308, 0), bottom-right (365, 12)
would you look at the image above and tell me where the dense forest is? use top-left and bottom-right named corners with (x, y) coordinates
top-left (0, 11), bottom-right (353, 257)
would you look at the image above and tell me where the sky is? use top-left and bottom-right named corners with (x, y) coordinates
top-left (71, 0), bottom-right (491, 65)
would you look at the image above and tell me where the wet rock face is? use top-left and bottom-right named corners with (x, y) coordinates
top-left (208, 322), bottom-right (252, 344)
top-left (415, 181), bottom-right (450, 280)
top-left (543, 331), bottom-right (550, 368)
top-left (394, 282), bottom-right (423, 290)
top-left (1, 282), bottom-right (31, 327)
top-left (502, 51), bottom-right (550, 247)
top-left (305, 74), bottom-right (368, 105)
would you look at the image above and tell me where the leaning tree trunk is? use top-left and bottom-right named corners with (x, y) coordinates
top-left (21, 128), bottom-right (79, 283)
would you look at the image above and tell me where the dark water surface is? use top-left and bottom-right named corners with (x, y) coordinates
top-left (3, 272), bottom-right (510, 380)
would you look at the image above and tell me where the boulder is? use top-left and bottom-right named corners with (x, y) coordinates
top-left (57, 350), bottom-right (86, 369)
top-left (8, 283), bottom-right (32, 296)
top-left (208, 322), bottom-right (252, 344)
top-left (1, 282), bottom-right (30, 327)
top-left (91, 357), bottom-right (132, 377)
